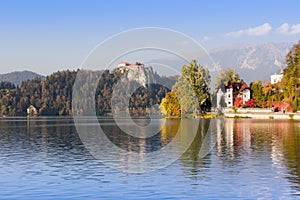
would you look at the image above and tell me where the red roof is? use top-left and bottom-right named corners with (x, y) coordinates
top-left (118, 62), bottom-right (143, 67)
top-left (118, 62), bottom-right (130, 65)
top-left (226, 82), bottom-right (249, 95)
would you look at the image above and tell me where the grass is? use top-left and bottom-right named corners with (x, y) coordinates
top-left (233, 115), bottom-right (251, 119)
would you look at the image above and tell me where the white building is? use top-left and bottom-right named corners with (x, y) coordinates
top-left (117, 62), bottom-right (144, 73)
top-left (27, 105), bottom-right (37, 116)
top-left (217, 82), bottom-right (251, 108)
top-left (271, 74), bottom-right (283, 84)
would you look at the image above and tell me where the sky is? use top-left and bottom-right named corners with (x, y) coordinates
top-left (1, 0), bottom-right (300, 75)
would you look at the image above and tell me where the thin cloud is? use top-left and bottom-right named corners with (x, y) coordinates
top-left (226, 23), bottom-right (272, 38)
top-left (201, 36), bottom-right (211, 43)
top-left (176, 40), bottom-right (191, 47)
top-left (277, 23), bottom-right (300, 35)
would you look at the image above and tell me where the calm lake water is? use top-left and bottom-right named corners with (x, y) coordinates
top-left (0, 117), bottom-right (300, 199)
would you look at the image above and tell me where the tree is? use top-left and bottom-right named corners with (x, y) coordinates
top-left (159, 89), bottom-right (181, 117)
top-left (234, 97), bottom-right (243, 107)
top-left (250, 81), bottom-right (264, 107)
top-left (282, 40), bottom-right (300, 111)
top-left (179, 60), bottom-right (211, 114)
top-left (173, 77), bottom-right (198, 116)
top-left (160, 60), bottom-right (211, 117)
top-left (245, 99), bottom-right (256, 108)
top-left (214, 68), bottom-right (241, 91)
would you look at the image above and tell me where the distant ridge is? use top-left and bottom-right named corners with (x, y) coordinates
top-left (149, 41), bottom-right (293, 83)
top-left (0, 70), bottom-right (45, 86)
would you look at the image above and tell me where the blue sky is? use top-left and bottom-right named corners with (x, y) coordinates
top-left (0, 0), bottom-right (300, 74)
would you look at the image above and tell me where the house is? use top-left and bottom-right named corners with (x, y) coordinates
top-left (270, 73), bottom-right (283, 84)
top-left (27, 105), bottom-right (37, 116)
top-left (217, 82), bottom-right (251, 108)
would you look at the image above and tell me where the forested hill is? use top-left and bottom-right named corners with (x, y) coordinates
top-left (0, 69), bottom-right (174, 116)
top-left (0, 70), bottom-right (45, 86)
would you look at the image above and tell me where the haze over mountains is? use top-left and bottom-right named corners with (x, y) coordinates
top-left (0, 42), bottom-right (293, 86)
top-left (207, 42), bottom-right (292, 83)
top-left (149, 42), bottom-right (293, 84)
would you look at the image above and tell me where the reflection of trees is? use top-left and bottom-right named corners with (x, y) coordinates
top-left (160, 118), bottom-right (180, 144)
top-left (181, 119), bottom-right (210, 161)
top-left (281, 123), bottom-right (300, 192)
top-left (249, 120), bottom-right (300, 193)
top-left (219, 119), bottom-right (300, 193)
top-left (217, 119), bottom-right (286, 166)
top-left (180, 119), bottom-right (211, 177)
top-left (161, 119), bottom-right (211, 178)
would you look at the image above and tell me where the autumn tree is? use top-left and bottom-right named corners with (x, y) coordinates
top-left (282, 40), bottom-right (300, 111)
top-left (250, 81), bottom-right (264, 107)
top-left (160, 60), bottom-right (211, 117)
top-left (159, 89), bottom-right (181, 117)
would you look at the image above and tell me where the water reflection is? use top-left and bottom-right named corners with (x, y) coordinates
top-left (180, 119), bottom-right (211, 179)
top-left (217, 119), bottom-right (300, 194)
top-left (1, 117), bottom-right (300, 198)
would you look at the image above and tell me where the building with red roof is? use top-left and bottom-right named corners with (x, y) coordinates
top-left (217, 81), bottom-right (251, 108)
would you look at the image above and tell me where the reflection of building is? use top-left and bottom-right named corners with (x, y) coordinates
top-left (216, 119), bottom-right (234, 156)
top-left (217, 82), bottom-right (251, 107)
top-left (234, 120), bottom-right (251, 150)
top-left (271, 73), bottom-right (283, 84)
top-left (217, 119), bottom-right (252, 158)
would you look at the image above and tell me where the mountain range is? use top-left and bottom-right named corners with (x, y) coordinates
top-left (148, 42), bottom-right (293, 84)
top-left (207, 42), bottom-right (292, 83)
top-left (0, 42), bottom-right (294, 86)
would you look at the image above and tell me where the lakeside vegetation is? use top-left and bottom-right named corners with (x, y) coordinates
top-left (0, 69), bottom-right (171, 116)
top-left (249, 40), bottom-right (300, 112)
top-left (160, 40), bottom-right (300, 117)
top-left (0, 40), bottom-right (300, 117)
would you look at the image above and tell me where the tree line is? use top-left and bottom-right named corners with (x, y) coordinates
top-left (1, 40), bottom-right (299, 117)
top-left (0, 69), bottom-right (172, 116)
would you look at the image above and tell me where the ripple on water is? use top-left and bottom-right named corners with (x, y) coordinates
top-left (0, 118), bottom-right (299, 199)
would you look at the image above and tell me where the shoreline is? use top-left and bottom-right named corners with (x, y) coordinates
top-left (224, 112), bottom-right (300, 119)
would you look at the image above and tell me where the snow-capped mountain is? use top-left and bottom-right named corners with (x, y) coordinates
top-left (205, 42), bottom-right (293, 83)
top-left (146, 42), bottom-right (293, 84)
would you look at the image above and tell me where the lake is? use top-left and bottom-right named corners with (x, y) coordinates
top-left (0, 117), bottom-right (300, 199)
